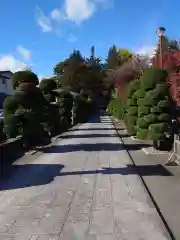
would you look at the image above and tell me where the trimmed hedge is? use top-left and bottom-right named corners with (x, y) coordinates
top-left (124, 68), bottom-right (171, 140)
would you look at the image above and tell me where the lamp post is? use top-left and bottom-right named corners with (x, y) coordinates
top-left (156, 27), bottom-right (166, 68)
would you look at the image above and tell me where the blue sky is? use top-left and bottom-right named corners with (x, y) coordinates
top-left (0, 0), bottom-right (179, 78)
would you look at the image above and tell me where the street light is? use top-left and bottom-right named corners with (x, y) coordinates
top-left (156, 27), bottom-right (166, 68)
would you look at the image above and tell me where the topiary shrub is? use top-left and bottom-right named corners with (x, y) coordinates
top-left (151, 106), bottom-right (162, 113)
top-left (134, 68), bottom-right (171, 140)
top-left (127, 98), bottom-right (137, 107)
top-left (148, 123), bottom-right (167, 140)
top-left (0, 121), bottom-right (7, 142)
top-left (136, 129), bottom-right (148, 140)
top-left (141, 68), bottom-right (168, 90)
top-left (157, 100), bottom-right (170, 109)
top-left (39, 79), bottom-right (57, 93)
top-left (132, 89), bottom-right (146, 99)
top-left (144, 114), bottom-right (157, 124)
top-left (157, 113), bottom-right (170, 122)
top-left (138, 106), bottom-right (150, 117)
top-left (12, 71), bottom-right (39, 89)
top-left (108, 98), bottom-right (126, 120)
top-left (143, 96), bottom-right (157, 106)
top-left (127, 106), bottom-right (138, 116)
top-left (137, 98), bottom-right (145, 106)
top-left (137, 118), bottom-right (149, 129)
top-left (127, 80), bottom-right (140, 97)
top-left (128, 116), bottom-right (137, 125)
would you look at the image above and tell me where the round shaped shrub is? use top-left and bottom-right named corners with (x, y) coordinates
top-left (127, 80), bottom-right (140, 97)
top-left (39, 79), bottom-right (57, 93)
top-left (143, 96), bottom-right (157, 106)
top-left (136, 129), bottom-right (148, 140)
top-left (151, 106), bottom-right (162, 113)
top-left (127, 98), bottom-right (137, 107)
top-left (3, 114), bottom-right (19, 138)
top-left (133, 89), bottom-right (146, 99)
top-left (148, 123), bottom-right (167, 139)
top-left (144, 114), bottom-right (157, 124)
top-left (19, 83), bottom-right (37, 93)
top-left (141, 68), bottom-right (168, 91)
top-left (157, 100), bottom-right (170, 109)
top-left (157, 113), bottom-right (170, 122)
top-left (138, 106), bottom-right (150, 117)
top-left (13, 71), bottom-right (39, 89)
top-left (137, 98), bottom-right (145, 106)
top-left (137, 118), bottom-right (149, 128)
top-left (127, 106), bottom-right (138, 116)
top-left (3, 96), bottom-right (19, 115)
top-left (155, 84), bottom-right (168, 97)
top-left (128, 116), bottom-right (137, 125)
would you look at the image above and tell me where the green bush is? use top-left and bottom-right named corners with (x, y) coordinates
top-left (138, 106), bottom-right (150, 117)
top-left (108, 98), bottom-right (126, 119)
top-left (148, 123), bottom-right (167, 139)
top-left (137, 118), bottom-right (149, 128)
top-left (127, 98), bottom-right (137, 107)
top-left (137, 98), bottom-right (145, 106)
top-left (157, 113), bottom-right (170, 122)
top-left (127, 80), bottom-right (140, 97)
top-left (144, 114), bottom-right (157, 124)
top-left (136, 129), bottom-right (148, 140)
top-left (143, 95), bottom-right (157, 106)
top-left (3, 114), bottom-right (19, 138)
top-left (133, 89), bottom-right (146, 99)
top-left (0, 121), bottom-right (6, 142)
top-left (128, 116), bottom-right (137, 125)
top-left (39, 79), bottom-right (57, 93)
top-left (151, 106), bottom-right (162, 113)
top-left (127, 106), bottom-right (138, 116)
top-left (12, 71), bottom-right (39, 89)
top-left (141, 68), bottom-right (168, 90)
top-left (157, 100), bottom-right (170, 109)
top-left (124, 116), bottom-right (136, 135)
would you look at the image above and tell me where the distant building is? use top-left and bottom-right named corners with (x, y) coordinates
top-left (0, 71), bottom-right (13, 110)
top-left (0, 71), bottom-right (13, 95)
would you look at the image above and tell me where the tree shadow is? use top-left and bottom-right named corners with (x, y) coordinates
top-left (61, 133), bottom-right (118, 139)
top-left (43, 143), bottom-right (123, 153)
top-left (123, 143), bottom-right (151, 150)
top-left (0, 164), bottom-right (64, 191)
top-left (69, 128), bottom-right (124, 131)
top-left (0, 164), bottom-right (172, 191)
top-left (58, 164), bottom-right (172, 177)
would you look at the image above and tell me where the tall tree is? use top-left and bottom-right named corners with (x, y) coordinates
top-left (118, 48), bottom-right (132, 65)
top-left (105, 45), bottom-right (119, 70)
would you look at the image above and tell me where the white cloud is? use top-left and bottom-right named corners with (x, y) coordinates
top-left (50, 8), bottom-right (65, 21)
top-left (136, 45), bottom-right (157, 58)
top-left (17, 45), bottom-right (31, 60)
top-left (68, 33), bottom-right (77, 43)
top-left (64, 0), bottom-right (95, 24)
top-left (36, 0), bottom-right (113, 33)
top-left (35, 6), bottom-right (53, 32)
top-left (0, 55), bottom-right (28, 73)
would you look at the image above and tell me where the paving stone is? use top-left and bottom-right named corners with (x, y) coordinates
top-left (60, 222), bottom-right (89, 239)
top-left (89, 207), bottom-right (114, 235)
top-left (0, 115), bottom-right (170, 239)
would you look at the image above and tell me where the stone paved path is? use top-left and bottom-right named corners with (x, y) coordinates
top-left (0, 115), bottom-right (171, 239)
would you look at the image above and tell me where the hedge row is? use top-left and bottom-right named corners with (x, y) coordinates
top-left (1, 72), bottom-right (94, 147)
top-left (124, 68), bottom-right (171, 140)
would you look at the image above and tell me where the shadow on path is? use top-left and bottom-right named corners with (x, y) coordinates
top-left (61, 134), bottom-right (118, 139)
top-left (0, 164), bottom-right (172, 191)
top-left (69, 128), bottom-right (124, 132)
top-left (43, 142), bottom-right (150, 153)
top-left (0, 164), bottom-right (64, 191)
top-left (59, 164), bottom-right (172, 177)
